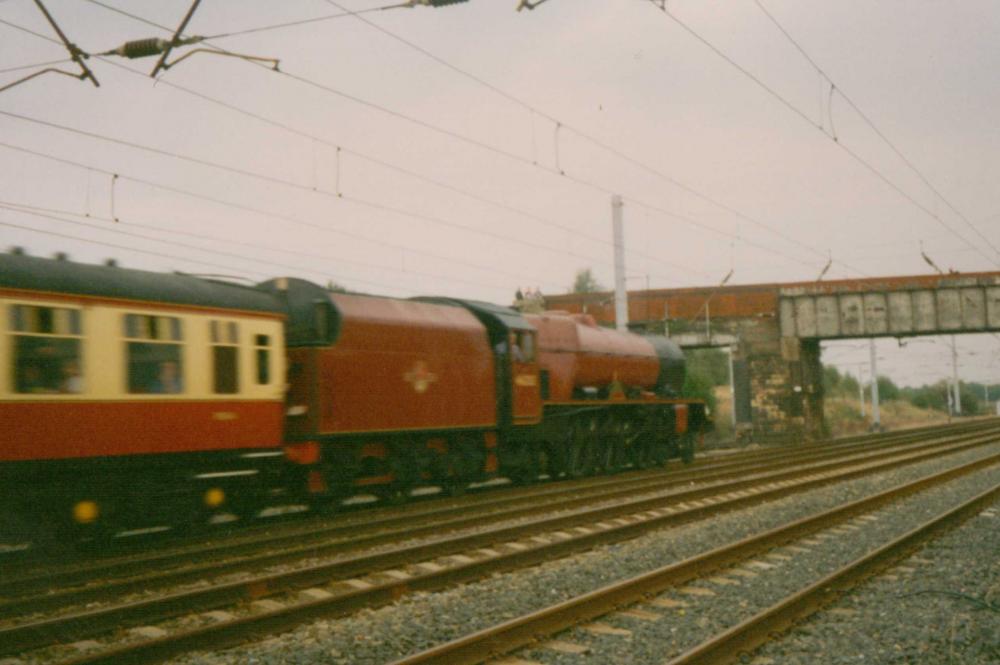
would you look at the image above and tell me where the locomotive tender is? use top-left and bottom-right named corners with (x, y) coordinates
top-left (1, 251), bottom-right (705, 539)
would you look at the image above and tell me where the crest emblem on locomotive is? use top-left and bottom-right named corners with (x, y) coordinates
top-left (404, 360), bottom-right (438, 394)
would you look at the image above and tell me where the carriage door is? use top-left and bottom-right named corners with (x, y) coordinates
top-left (509, 330), bottom-right (542, 424)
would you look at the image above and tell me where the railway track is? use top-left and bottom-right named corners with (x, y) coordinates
top-left (2, 420), bottom-right (991, 615)
top-left (4, 421), bottom-right (999, 664)
top-left (388, 445), bottom-right (1000, 664)
top-left (4, 418), bottom-right (986, 592)
top-left (393, 455), bottom-right (1000, 665)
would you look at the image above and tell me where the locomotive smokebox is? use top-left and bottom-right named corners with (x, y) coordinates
top-left (643, 335), bottom-right (686, 397)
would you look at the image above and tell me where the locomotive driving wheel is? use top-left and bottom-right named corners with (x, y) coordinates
top-left (441, 434), bottom-right (483, 496)
top-left (629, 418), bottom-right (654, 469)
top-left (603, 417), bottom-right (630, 474)
top-left (387, 441), bottom-right (421, 503)
top-left (566, 416), bottom-right (597, 478)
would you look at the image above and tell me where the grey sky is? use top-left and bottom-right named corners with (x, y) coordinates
top-left (1, 0), bottom-right (998, 387)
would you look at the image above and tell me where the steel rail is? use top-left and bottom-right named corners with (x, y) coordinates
top-left (665, 482), bottom-right (1000, 664)
top-left (4, 421), bottom-right (984, 614)
top-left (18, 432), bottom-right (1000, 663)
top-left (2, 424), bottom-right (993, 631)
top-left (5, 418), bottom-right (988, 588)
top-left (388, 452), bottom-right (1000, 665)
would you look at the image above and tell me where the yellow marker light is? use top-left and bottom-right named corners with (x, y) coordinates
top-left (203, 487), bottom-right (226, 508)
top-left (73, 500), bottom-right (100, 524)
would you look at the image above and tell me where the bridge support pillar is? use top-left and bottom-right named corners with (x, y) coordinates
top-left (737, 323), bottom-right (825, 443)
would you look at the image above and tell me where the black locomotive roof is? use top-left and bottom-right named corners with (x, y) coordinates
top-left (413, 297), bottom-right (534, 332)
top-left (0, 251), bottom-right (282, 313)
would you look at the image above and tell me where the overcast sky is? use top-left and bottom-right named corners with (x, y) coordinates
top-left (1, 0), bottom-right (998, 388)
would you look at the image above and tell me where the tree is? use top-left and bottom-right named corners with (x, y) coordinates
top-left (822, 365), bottom-right (866, 398)
top-left (876, 375), bottom-right (900, 401)
top-left (902, 382), bottom-right (949, 412)
top-left (570, 268), bottom-right (605, 294)
top-left (686, 348), bottom-right (730, 387)
top-left (682, 368), bottom-right (717, 415)
top-left (957, 383), bottom-right (982, 415)
top-left (840, 373), bottom-right (860, 397)
top-left (823, 366), bottom-right (842, 395)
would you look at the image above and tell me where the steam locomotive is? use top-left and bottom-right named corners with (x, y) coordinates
top-left (0, 250), bottom-right (705, 540)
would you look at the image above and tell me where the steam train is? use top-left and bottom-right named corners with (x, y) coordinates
top-left (0, 250), bottom-right (706, 540)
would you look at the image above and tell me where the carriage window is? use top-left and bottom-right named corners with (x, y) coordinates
top-left (254, 334), bottom-right (270, 385)
top-left (124, 314), bottom-right (183, 394)
top-left (9, 305), bottom-right (83, 394)
top-left (211, 321), bottom-right (239, 394)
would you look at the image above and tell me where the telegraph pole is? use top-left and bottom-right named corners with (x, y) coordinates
top-left (946, 380), bottom-right (954, 421)
top-left (727, 346), bottom-right (737, 430)
top-left (950, 336), bottom-right (962, 415)
top-left (611, 195), bottom-right (628, 332)
top-left (922, 250), bottom-right (963, 416)
top-left (856, 364), bottom-right (866, 417)
top-left (869, 338), bottom-right (881, 430)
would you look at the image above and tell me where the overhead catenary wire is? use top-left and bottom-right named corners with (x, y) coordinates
top-left (8, 1), bottom-right (982, 290)
top-left (137, 74), bottom-right (706, 280)
top-left (85, 0), bottom-right (421, 42)
top-left (0, 56), bottom-right (71, 74)
top-left (0, 17), bottom-right (709, 285)
top-left (0, 209), bottom-right (437, 298)
top-left (322, 0), bottom-right (862, 273)
top-left (0, 107), bottom-right (614, 280)
top-left (1, 203), bottom-right (334, 283)
top-left (0, 205), bottom-right (453, 296)
top-left (647, 1), bottom-right (999, 268)
top-left (752, 0), bottom-right (1000, 260)
top-left (0, 139), bottom-right (560, 292)
top-left (0, 200), bottom-right (509, 295)
top-left (0, 216), bottom-right (277, 283)
top-left (52, 4), bottom-right (831, 275)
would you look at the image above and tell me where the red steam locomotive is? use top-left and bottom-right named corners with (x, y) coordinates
top-left (1, 251), bottom-right (705, 540)
top-left (260, 278), bottom-right (704, 503)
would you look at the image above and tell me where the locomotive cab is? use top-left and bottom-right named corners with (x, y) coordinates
top-left (415, 298), bottom-right (542, 430)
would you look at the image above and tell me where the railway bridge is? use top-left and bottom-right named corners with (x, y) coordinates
top-left (543, 272), bottom-right (1000, 442)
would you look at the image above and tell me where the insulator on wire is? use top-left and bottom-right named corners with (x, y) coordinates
top-left (108, 38), bottom-right (170, 59)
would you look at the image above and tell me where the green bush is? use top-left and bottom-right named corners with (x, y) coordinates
top-left (683, 368), bottom-right (717, 415)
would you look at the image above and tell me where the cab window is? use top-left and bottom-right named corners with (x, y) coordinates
top-left (510, 330), bottom-right (536, 363)
top-left (125, 314), bottom-right (183, 394)
top-left (211, 321), bottom-right (239, 394)
top-left (9, 304), bottom-right (83, 394)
